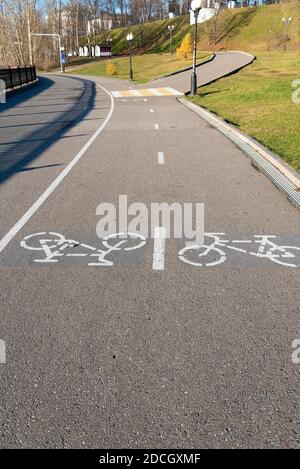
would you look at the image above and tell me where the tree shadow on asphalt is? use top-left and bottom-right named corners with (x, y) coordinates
top-left (0, 74), bottom-right (96, 185)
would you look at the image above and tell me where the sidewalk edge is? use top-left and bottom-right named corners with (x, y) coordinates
top-left (156, 53), bottom-right (216, 80)
top-left (178, 97), bottom-right (300, 208)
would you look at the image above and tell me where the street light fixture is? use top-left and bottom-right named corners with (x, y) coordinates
top-left (282, 17), bottom-right (292, 52)
top-left (267, 29), bottom-right (272, 52)
top-left (31, 33), bottom-right (64, 73)
top-left (168, 24), bottom-right (175, 55)
top-left (106, 38), bottom-right (113, 55)
top-left (190, 0), bottom-right (203, 96)
top-left (126, 32), bottom-right (134, 81)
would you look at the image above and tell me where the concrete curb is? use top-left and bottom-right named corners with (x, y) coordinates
top-left (179, 98), bottom-right (300, 208)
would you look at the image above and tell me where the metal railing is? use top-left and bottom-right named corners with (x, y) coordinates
top-left (0, 65), bottom-right (37, 90)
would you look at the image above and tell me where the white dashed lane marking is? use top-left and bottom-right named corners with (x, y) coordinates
top-left (158, 152), bottom-right (165, 165)
top-left (152, 227), bottom-right (166, 271)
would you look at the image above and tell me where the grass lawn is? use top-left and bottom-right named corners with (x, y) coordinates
top-left (68, 52), bottom-right (211, 84)
top-left (189, 52), bottom-right (300, 173)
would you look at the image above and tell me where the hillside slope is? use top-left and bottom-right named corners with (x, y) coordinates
top-left (83, 3), bottom-right (300, 55)
top-left (200, 2), bottom-right (300, 51)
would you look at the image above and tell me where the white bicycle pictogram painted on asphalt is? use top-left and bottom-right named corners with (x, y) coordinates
top-left (20, 231), bottom-right (146, 266)
top-left (178, 233), bottom-right (300, 268)
top-left (20, 231), bottom-right (300, 268)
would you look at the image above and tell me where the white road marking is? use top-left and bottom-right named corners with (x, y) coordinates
top-left (66, 253), bottom-right (88, 257)
top-left (111, 91), bottom-right (122, 98)
top-left (111, 88), bottom-right (182, 98)
top-left (155, 123), bottom-right (159, 130)
top-left (149, 88), bottom-right (163, 96)
top-left (80, 243), bottom-right (96, 250)
top-left (158, 152), bottom-right (165, 164)
top-left (152, 227), bottom-right (166, 271)
top-left (131, 90), bottom-right (142, 97)
top-left (0, 339), bottom-right (6, 364)
top-left (165, 87), bottom-right (184, 96)
top-left (232, 240), bottom-right (252, 243)
top-left (0, 84), bottom-right (115, 254)
top-left (144, 98), bottom-right (148, 102)
top-left (150, 109), bottom-right (154, 113)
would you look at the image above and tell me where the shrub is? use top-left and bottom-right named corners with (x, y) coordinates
top-left (176, 33), bottom-right (193, 59)
top-left (106, 62), bottom-right (118, 75)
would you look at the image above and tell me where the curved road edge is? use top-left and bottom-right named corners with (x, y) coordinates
top-left (150, 51), bottom-right (255, 94)
top-left (156, 52), bottom-right (216, 80)
top-left (187, 50), bottom-right (256, 93)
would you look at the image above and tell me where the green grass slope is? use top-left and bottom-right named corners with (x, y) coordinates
top-left (189, 52), bottom-right (300, 172)
top-left (199, 3), bottom-right (300, 51)
top-left (81, 3), bottom-right (300, 55)
top-left (67, 52), bottom-right (211, 83)
top-left (81, 15), bottom-right (191, 55)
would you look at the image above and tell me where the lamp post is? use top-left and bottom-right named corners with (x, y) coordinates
top-left (31, 33), bottom-right (64, 72)
top-left (267, 29), bottom-right (272, 52)
top-left (126, 32), bottom-right (134, 81)
top-left (190, 0), bottom-right (202, 97)
top-left (168, 25), bottom-right (175, 55)
top-left (282, 17), bottom-right (292, 52)
top-left (106, 37), bottom-right (113, 56)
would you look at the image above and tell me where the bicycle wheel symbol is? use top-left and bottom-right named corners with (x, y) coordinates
top-left (178, 244), bottom-right (226, 267)
top-left (102, 232), bottom-right (146, 251)
top-left (20, 232), bottom-right (68, 251)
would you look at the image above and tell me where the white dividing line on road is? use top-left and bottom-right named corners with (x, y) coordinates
top-left (152, 226), bottom-right (166, 271)
top-left (158, 152), bottom-right (165, 165)
top-left (0, 83), bottom-right (115, 255)
top-left (155, 123), bottom-right (159, 130)
top-left (144, 98), bottom-right (148, 102)
top-left (150, 109), bottom-right (154, 113)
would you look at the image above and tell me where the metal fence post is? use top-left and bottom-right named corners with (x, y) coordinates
top-left (24, 65), bottom-right (28, 84)
top-left (18, 66), bottom-right (22, 86)
top-left (9, 66), bottom-right (14, 89)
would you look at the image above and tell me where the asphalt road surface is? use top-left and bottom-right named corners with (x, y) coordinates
top-left (0, 52), bottom-right (299, 449)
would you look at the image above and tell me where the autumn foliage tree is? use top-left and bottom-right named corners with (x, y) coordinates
top-left (105, 61), bottom-right (118, 75)
top-left (176, 32), bottom-right (193, 59)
